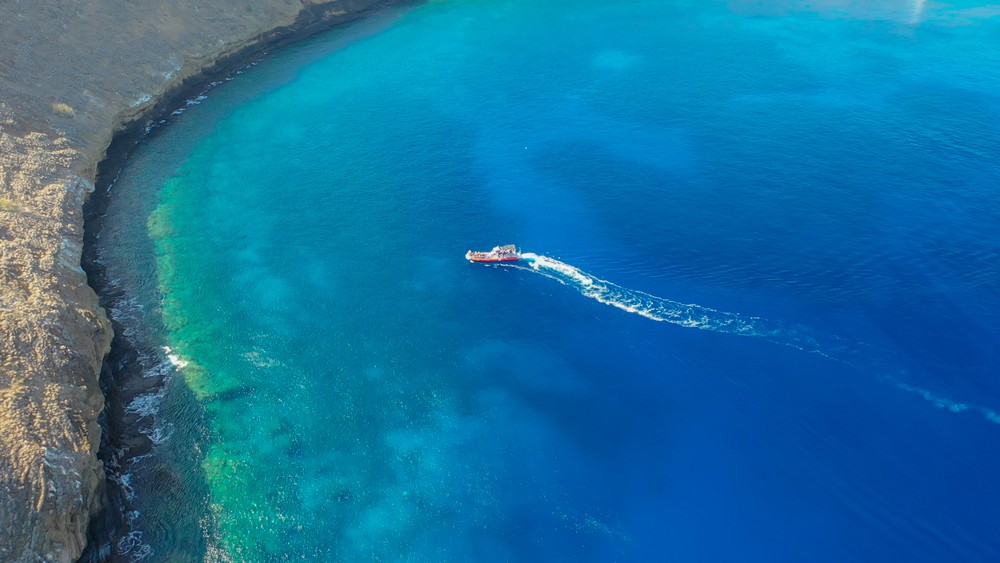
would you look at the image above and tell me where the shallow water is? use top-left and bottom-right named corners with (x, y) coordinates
top-left (97, 0), bottom-right (1000, 560)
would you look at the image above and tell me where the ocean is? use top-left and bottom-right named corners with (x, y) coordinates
top-left (93, 0), bottom-right (1000, 560)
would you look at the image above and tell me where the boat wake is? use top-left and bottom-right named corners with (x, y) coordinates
top-left (517, 253), bottom-right (826, 353)
top-left (505, 253), bottom-right (1000, 425)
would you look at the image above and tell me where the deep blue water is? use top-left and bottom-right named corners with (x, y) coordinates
top-left (97, 0), bottom-right (1000, 560)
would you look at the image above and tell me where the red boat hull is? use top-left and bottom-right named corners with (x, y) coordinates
top-left (466, 246), bottom-right (521, 263)
top-left (467, 255), bottom-right (520, 263)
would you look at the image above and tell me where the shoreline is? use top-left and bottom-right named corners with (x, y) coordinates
top-left (80, 5), bottom-right (412, 559)
top-left (0, 1), bottom-right (408, 560)
top-left (78, 0), bottom-right (417, 563)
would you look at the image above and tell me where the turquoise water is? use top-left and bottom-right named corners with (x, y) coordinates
top-left (96, 0), bottom-right (1000, 560)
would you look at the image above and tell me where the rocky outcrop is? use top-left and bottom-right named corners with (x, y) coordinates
top-left (0, 1), bottom-right (395, 560)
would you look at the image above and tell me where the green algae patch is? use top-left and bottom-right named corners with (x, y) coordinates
top-left (149, 174), bottom-right (244, 402)
top-left (146, 163), bottom-right (316, 558)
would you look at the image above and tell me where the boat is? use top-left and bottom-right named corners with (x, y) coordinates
top-left (466, 244), bottom-right (520, 263)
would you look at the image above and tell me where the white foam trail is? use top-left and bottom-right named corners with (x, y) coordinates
top-left (510, 253), bottom-right (1000, 425)
top-left (521, 253), bottom-right (785, 338)
top-left (894, 382), bottom-right (968, 413)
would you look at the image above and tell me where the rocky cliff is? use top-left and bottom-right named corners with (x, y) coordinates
top-left (0, 1), bottom-right (395, 560)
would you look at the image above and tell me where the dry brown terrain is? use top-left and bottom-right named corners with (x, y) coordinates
top-left (0, 1), bottom-right (393, 560)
